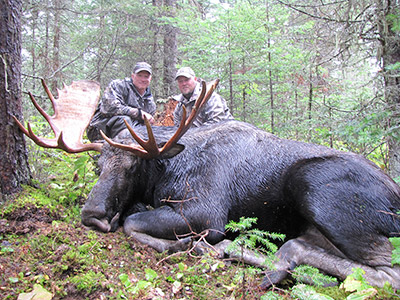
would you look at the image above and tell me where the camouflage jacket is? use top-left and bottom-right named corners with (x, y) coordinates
top-left (173, 80), bottom-right (233, 127)
top-left (87, 77), bottom-right (156, 141)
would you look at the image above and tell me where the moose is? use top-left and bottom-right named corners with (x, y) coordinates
top-left (14, 79), bottom-right (400, 289)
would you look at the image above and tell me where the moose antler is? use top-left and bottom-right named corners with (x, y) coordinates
top-left (101, 79), bottom-right (220, 159)
top-left (13, 79), bottom-right (103, 153)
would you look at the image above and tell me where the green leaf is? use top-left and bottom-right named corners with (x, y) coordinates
top-left (390, 237), bottom-right (400, 266)
top-left (386, 61), bottom-right (400, 71)
top-left (178, 262), bottom-right (187, 271)
top-left (341, 276), bottom-right (364, 293)
top-left (1, 246), bottom-right (14, 254)
top-left (119, 273), bottom-right (132, 288)
top-left (135, 280), bottom-right (151, 290)
top-left (290, 284), bottom-right (335, 300)
top-left (9, 277), bottom-right (19, 283)
top-left (346, 288), bottom-right (377, 300)
top-left (145, 268), bottom-right (158, 282)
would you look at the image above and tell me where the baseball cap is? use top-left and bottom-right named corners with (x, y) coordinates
top-left (133, 62), bottom-right (152, 74)
top-left (175, 67), bottom-right (195, 80)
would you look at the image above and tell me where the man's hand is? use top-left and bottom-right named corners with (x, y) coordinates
top-left (129, 108), bottom-right (155, 125)
top-left (141, 111), bottom-right (155, 125)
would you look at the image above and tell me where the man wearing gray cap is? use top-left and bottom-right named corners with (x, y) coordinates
top-left (173, 67), bottom-right (233, 127)
top-left (87, 62), bottom-right (156, 141)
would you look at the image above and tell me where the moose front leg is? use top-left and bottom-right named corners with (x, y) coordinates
top-left (128, 231), bottom-right (194, 253)
top-left (124, 207), bottom-right (205, 253)
top-left (123, 205), bottom-right (227, 252)
top-left (124, 208), bottom-right (274, 268)
top-left (123, 206), bottom-right (194, 240)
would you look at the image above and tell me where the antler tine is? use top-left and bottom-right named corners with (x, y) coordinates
top-left (27, 122), bottom-right (58, 148)
top-left (184, 80), bottom-right (207, 127)
top-left (125, 117), bottom-right (161, 157)
top-left (40, 78), bottom-right (57, 114)
top-left (12, 115), bottom-right (32, 138)
top-left (100, 130), bottom-right (151, 158)
top-left (158, 105), bottom-right (188, 153)
top-left (28, 91), bottom-right (59, 135)
top-left (56, 132), bottom-right (103, 153)
top-left (100, 107), bottom-right (187, 159)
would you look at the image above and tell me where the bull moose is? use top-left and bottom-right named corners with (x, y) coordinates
top-left (14, 79), bottom-right (400, 289)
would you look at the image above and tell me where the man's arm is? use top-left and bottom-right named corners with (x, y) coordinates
top-left (173, 101), bottom-right (184, 126)
top-left (99, 79), bottom-right (141, 119)
top-left (202, 93), bottom-right (233, 125)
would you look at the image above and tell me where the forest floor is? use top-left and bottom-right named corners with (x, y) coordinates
top-left (0, 188), bottom-right (272, 299)
top-left (1, 148), bottom-right (399, 299)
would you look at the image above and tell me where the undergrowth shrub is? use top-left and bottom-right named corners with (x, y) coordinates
top-left (225, 216), bottom-right (285, 270)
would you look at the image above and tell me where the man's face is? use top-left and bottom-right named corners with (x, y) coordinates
top-left (177, 76), bottom-right (197, 97)
top-left (132, 71), bottom-right (152, 91)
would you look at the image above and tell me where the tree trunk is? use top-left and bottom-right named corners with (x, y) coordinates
top-left (0, 0), bottom-right (31, 198)
top-left (377, 0), bottom-right (400, 178)
top-left (51, 0), bottom-right (62, 91)
top-left (95, 13), bottom-right (105, 83)
top-left (266, 0), bottom-right (274, 133)
top-left (162, 0), bottom-right (177, 96)
top-left (228, 59), bottom-right (233, 114)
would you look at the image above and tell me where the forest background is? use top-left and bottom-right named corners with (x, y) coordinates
top-left (19, 0), bottom-right (400, 180)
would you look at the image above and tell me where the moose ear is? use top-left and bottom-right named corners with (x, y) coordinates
top-left (158, 143), bottom-right (185, 159)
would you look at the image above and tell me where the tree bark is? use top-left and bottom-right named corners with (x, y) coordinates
top-left (0, 0), bottom-right (31, 198)
top-left (377, 0), bottom-right (400, 178)
top-left (162, 0), bottom-right (178, 96)
top-left (51, 0), bottom-right (62, 91)
top-left (266, 1), bottom-right (274, 134)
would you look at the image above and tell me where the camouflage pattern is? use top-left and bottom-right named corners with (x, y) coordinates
top-left (173, 80), bottom-right (233, 127)
top-left (87, 77), bottom-right (156, 141)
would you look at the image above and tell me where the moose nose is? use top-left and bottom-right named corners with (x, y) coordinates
top-left (83, 216), bottom-right (111, 233)
top-left (81, 202), bottom-right (111, 232)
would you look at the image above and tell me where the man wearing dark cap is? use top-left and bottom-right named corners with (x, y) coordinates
top-left (173, 67), bottom-right (233, 127)
top-left (87, 62), bottom-right (156, 141)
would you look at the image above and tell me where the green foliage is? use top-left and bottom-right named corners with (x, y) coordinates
top-left (1, 185), bottom-right (53, 216)
top-left (387, 13), bottom-right (400, 32)
top-left (51, 152), bottom-right (97, 206)
top-left (118, 270), bottom-right (156, 297)
top-left (165, 256), bottom-right (228, 297)
top-left (290, 284), bottom-right (335, 300)
top-left (225, 217), bottom-right (285, 269)
top-left (70, 270), bottom-right (106, 294)
top-left (385, 61), bottom-right (400, 71)
top-left (292, 265), bottom-right (338, 287)
top-left (389, 237), bottom-right (400, 266)
top-left (339, 268), bottom-right (378, 300)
